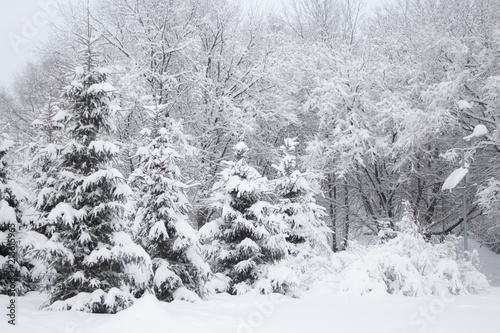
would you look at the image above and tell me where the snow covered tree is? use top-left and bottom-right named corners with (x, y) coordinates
top-left (200, 142), bottom-right (289, 295)
top-left (129, 117), bottom-right (209, 302)
top-left (0, 134), bottom-right (35, 295)
top-left (273, 138), bottom-right (330, 254)
top-left (271, 138), bottom-right (331, 288)
top-left (12, 58), bottom-right (68, 146)
top-left (31, 64), bottom-right (149, 312)
top-left (300, 43), bottom-right (391, 249)
top-left (367, 0), bottom-right (500, 247)
top-left (31, 64), bottom-right (150, 313)
top-left (29, 10), bottom-right (150, 311)
top-left (280, 0), bottom-right (365, 46)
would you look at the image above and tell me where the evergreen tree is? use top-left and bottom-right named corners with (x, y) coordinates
top-left (0, 134), bottom-right (34, 295)
top-left (273, 138), bottom-right (330, 255)
top-left (129, 117), bottom-right (209, 302)
top-left (31, 65), bottom-right (148, 313)
top-left (272, 138), bottom-right (331, 287)
top-left (200, 142), bottom-right (288, 295)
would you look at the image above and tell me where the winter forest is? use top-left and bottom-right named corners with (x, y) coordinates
top-left (1, 0), bottom-right (500, 331)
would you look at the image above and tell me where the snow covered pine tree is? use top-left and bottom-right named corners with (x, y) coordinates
top-left (200, 142), bottom-right (289, 295)
top-left (273, 138), bottom-right (330, 254)
top-left (31, 66), bottom-right (147, 313)
top-left (129, 120), bottom-right (210, 302)
top-left (0, 135), bottom-right (34, 295)
top-left (269, 138), bottom-right (331, 289)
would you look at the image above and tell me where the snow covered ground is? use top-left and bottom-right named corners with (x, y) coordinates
top-left (2, 238), bottom-right (499, 333)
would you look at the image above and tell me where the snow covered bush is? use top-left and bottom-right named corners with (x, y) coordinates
top-left (30, 66), bottom-right (148, 313)
top-left (129, 120), bottom-right (210, 302)
top-left (336, 202), bottom-right (489, 296)
top-left (199, 142), bottom-right (289, 295)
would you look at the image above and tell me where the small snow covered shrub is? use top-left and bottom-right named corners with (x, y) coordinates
top-left (337, 202), bottom-right (489, 296)
top-left (253, 265), bottom-right (300, 295)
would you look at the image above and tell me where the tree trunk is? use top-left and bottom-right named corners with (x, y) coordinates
top-left (327, 174), bottom-right (338, 251)
top-left (342, 179), bottom-right (350, 250)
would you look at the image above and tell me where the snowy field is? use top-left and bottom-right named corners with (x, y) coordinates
top-left (2, 239), bottom-right (499, 333)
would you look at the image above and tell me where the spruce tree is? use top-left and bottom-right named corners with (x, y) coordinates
top-left (0, 135), bottom-right (34, 295)
top-left (272, 138), bottom-right (331, 269)
top-left (31, 63), bottom-right (148, 313)
top-left (200, 142), bottom-right (288, 295)
top-left (129, 117), bottom-right (209, 301)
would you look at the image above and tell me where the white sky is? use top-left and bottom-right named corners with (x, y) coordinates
top-left (0, 0), bottom-right (387, 90)
top-left (0, 0), bottom-right (58, 88)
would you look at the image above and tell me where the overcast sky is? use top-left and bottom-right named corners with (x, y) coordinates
top-left (0, 0), bottom-right (59, 88)
top-left (0, 0), bottom-right (386, 90)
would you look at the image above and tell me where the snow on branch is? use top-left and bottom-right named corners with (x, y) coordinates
top-left (88, 83), bottom-right (116, 94)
